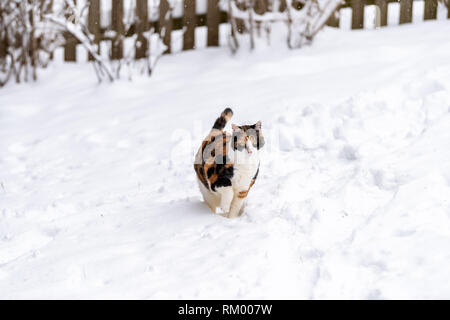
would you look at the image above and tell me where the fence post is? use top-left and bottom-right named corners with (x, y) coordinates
top-left (254, 0), bottom-right (268, 35)
top-left (374, 0), bottom-right (388, 27)
top-left (111, 0), bottom-right (124, 60)
top-left (399, 0), bottom-right (413, 24)
top-left (424, 0), bottom-right (438, 20)
top-left (254, 0), bottom-right (267, 14)
top-left (448, 0), bottom-right (450, 19)
top-left (88, 0), bottom-right (100, 61)
top-left (159, 0), bottom-right (172, 54)
top-left (64, 0), bottom-right (77, 62)
top-left (136, 0), bottom-right (149, 59)
top-left (207, 0), bottom-right (220, 46)
top-left (351, 0), bottom-right (364, 29)
top-left (326, 6), bottom-right (341, 28)
top-left (183, 0), bottom-right (196, 50)
top-left (0, 21), bottom-right (5, 58)
top-left (0, 37), bottom-right (5, 59)
top-left (0, 3), bottom-right (6, 59)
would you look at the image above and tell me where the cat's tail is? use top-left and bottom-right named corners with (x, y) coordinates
top-left (212, 108), bottom-right (233, 130)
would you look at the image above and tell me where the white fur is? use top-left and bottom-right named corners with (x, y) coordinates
top-left (230, 142), bottom-right (260, 193)
top-left (198, 180), bottom-right (220, 213)
top-left (198, 141), bottom-right (260, 218)
top-left (218, 186), bottom-right (234, 213)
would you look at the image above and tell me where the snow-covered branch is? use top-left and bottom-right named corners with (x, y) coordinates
top-left (227, 0), bottom-right (342, 50)
top-left (0, 0), bottom-right (59, 86)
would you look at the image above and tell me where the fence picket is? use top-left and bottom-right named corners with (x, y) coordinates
top-left (207, 0), bottom-right (220, 46)
top-left (447, 1), bottom-right (450, 19)
top-left (64, 0), bottom-right (77, 62)
top-left (399, 0), bottom-right (413, 24)
top-left (326, 6), bottom-right (341, 28)
top-left (351, 0), bottom-right (364, 29)
top-left (111, 0), bottom-right (124, 60)
top-left (424, 0), bottom-right (438, 20)
top-left (374, 0), bottom-right (388, 27)
top-left (88, 0), bottom-right (100, 61)
top-left (0, 27), bottom-right (6, 58)
top-left (159, 0), bottom-right (172, 54)
top-left (448, 0), bottom-right (450, 19)
top-left (183, 0), bottom-right (196, 50)
top-left (254, 0), bottom-right (267, 14)
top-left (136, 0), bottom-right (149, 59)
top-left (0, 40), bottom-right (5, 59)
top-left (0, 4), bottom-right (4, 58)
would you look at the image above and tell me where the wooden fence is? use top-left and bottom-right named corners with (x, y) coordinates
top-left (337, 0), bottom-right (449, 29)
top-left (63, 0), bottom-right (450, 62)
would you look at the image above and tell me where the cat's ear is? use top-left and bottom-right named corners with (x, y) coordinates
top-left (232, 124), bottom-right (240, 131)
top-left (255, 121), bottom-right (262, 130)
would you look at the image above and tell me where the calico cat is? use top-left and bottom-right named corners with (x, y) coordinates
top-left (194, 108), bottom-right (265, 218)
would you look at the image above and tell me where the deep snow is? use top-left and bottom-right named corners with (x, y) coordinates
top-left (1, 21), bottom-right (450, 299)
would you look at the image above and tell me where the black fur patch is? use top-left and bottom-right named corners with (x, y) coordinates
top-left (253, 166), bottom-right (260, 180)
top-left (207, 167), bottom-right (215, 178)
top-left (221, 165), bottom-right (234, 178)
top-left (212, 177), bottom-right (232, 191)
top-left (232, 132), bottom-right (243, 151)
top-left (211, 165), bottom-right (234, 191)
top-left (256, 131), bottom-right (264, 149)
top-left (213, 117), bottom-right (227, 130)
top-left (212, 108), bottom-right (233, 130)
top-left (223, 107), bottom-right (233, 114)
top-left (213, 117), bottom-right (226, 130)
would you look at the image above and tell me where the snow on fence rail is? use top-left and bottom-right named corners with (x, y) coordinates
top-left (17, 0), bottom-right (450, 62)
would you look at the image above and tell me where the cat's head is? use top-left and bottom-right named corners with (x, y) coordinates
top-left (231, 121), bottom-right (265, 154)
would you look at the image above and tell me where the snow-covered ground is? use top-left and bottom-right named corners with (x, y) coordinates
top-left (1, 21), bottom-right (450, 299)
